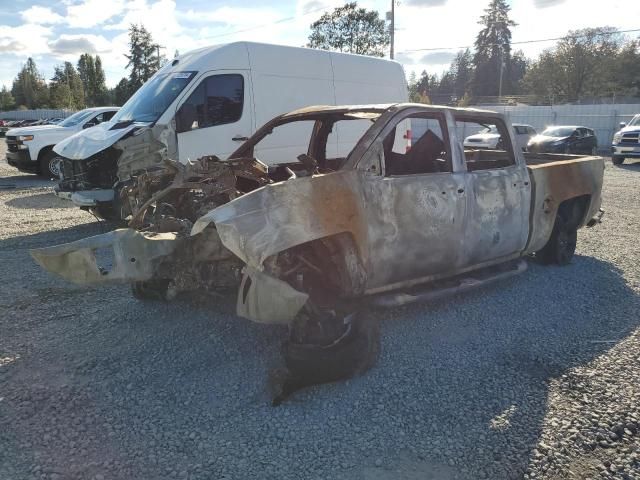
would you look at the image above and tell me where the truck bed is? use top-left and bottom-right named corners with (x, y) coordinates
top-left (524, 154), bottom-right (605, 254)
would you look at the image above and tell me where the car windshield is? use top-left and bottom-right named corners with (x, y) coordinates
top-left (542, 127), bottom-right (575, 137)
top-left (112, 71), bottom-right (197, 124)
top-left (628, 115), bottom-right (640, 127)
top-left (59, 110), bottom-right (96, 128)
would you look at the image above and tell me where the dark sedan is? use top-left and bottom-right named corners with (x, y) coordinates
top-left (527, 126), bottom-right (598, 155)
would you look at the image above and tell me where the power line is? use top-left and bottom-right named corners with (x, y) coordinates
top-left (203, 5), bottom-right (332, 41)
top-left (398, 27), bottom-right (640, 54)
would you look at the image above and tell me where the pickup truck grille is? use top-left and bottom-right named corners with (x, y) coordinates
top-left (5, 135), bottom-right (18, 153)
top-left (466, 138), bottom-right (482, 143)
top-left (59, 149), bottom-right (119, 190)
top-left (621, 132), bottom-right (640, 144)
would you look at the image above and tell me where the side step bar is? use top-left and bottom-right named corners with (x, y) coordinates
top-left (371, 259), bottom-right (527, 308)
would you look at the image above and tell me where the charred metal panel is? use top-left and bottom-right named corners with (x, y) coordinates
top-left (192, 170), bottom-right (368, 270)
top-left (525, 156), bottom-right (604, 254)
top-left (236, 266), bottom-right (309, 324)
top-left (463, 165), bottom-right (531, 266)
top-left (30, 229), bottom-right (180, 285)
top-left (360, 171), bottom-right (467, 289)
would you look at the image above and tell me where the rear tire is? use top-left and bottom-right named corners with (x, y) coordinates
top-left (612, 156), bottom-right (625, 165)
top-left (536, 214), bottom-right (577, 266)
top-left (39, 150), bottom-right (62, 179)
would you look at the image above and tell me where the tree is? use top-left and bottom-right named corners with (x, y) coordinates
top-left (114, 77), bottom-right (132, 106)
top-left (307, 2), bottom-right (390, 57)
top-left (451, 49), bottom-right (474, 99)
top-left (11, 58), bottom-right (49, 109)
top-left (78, 53), bottom-right (108, 106)
top-left (471, 0), bottom-right (517, 97)
top-left (0, 86), bottom-right (15, 111)
top-left (125, 24), bottom-right (163, 93)
top-left (49, 62), bottom-right (85, 109)
top-left (522, 27), bottom-right (624, 102)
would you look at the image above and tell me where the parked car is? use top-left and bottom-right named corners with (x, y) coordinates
top-left (51, 41), bottom-right (408, 218)
top-left (611, 114), bottom-right (640, 165)
top-left (31, 104), bottom-right (604, 402)
top-left (528, 126), bottom-right (598, 155)
top-left (463, 123), bottom-right (536, 152)
top-left (4, 107), bottom-right (119, 178)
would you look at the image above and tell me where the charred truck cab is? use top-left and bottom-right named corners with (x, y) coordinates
top-left (52, 41), bottom-right (408, 219)
top-left (34, 104), bottom-right (605, 404)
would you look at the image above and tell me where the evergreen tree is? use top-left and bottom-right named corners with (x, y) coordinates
top-left (0, 85), bottom-right (15, 111)
top-left (11, 58), bottom-right (49, 109)
top-left (471, 0), bottom-right (517, 97)
top-left (78, 53), bottom-right (108, 105)
top-left (49, 62), bottom-right (85, 109)
top-left (114, 77), bottom-right (132, 106)
top-left (125, 24), bottom-right (162, 93)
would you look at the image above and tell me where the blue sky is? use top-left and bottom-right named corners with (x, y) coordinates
top-left (1, 0), bottom-right (639, 89)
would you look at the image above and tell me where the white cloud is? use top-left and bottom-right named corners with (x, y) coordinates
top-left (21, 6), bottom-right (65, 25)
top-left (0, 24), bottom-right (52, 56)
top-left (65, 0), bottom-right (126, 28)
top-left (48, 34), bottom-right (112, 55)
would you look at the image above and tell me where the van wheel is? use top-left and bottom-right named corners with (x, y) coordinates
top-left (39, 150), bottom-right (62, 179)
top-left (536, 214), bottom-right (577, 266)
top-left (612, 156), bottom-right (625, 165)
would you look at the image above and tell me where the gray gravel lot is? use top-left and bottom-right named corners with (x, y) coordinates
top-left (1, 139), bottom-right (639, 480)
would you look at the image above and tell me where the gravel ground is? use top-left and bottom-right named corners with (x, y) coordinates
top-left (1, 140), bottom-right (639, 480)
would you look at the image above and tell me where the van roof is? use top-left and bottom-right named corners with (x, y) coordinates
top-left (162, 41), bottom-right (403, 74)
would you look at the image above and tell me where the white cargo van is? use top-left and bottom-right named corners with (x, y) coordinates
top-left (53, 41), bottom-right (408, 218)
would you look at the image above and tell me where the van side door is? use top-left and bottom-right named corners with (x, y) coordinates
top-left (175, 71), bottom-right (252, 162)
top-left (455, 115), bottom-right (531, 267)
top-left (360, 110), bottom-right (467, 291)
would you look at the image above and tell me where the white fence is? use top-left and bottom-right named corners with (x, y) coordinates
top-left (0, 109), bottom-right (75, 120)
top-left (483, 103), bottom-right (639, 151)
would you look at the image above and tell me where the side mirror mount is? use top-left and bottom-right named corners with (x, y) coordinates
top-left (619, 122), bottom-right (626, 129)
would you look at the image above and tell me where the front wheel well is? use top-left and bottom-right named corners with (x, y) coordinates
top-left (36, 145), bottom-right (56, 162)
top-left (267, 232), bottom-right (367, 301)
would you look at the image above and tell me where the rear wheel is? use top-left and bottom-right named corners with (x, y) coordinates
top-left (39, 150), bottom-right (62, 179)
top-left (536, 214), bottom-right (577, 265)
top-left (612, 156), bottom-right (625, 165)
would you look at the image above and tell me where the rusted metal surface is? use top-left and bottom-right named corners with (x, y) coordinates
top-left (30, 229), bottom-right (180, 285)
top-left (525, 156), bottom-right (604, 254)
top-left (31, 103), bottom-right (604, 326)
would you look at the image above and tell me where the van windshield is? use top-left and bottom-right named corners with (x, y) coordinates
top-left (59, 110), bottom-right (96, 128)
top-left (112, 71), bottom-right (197, 124)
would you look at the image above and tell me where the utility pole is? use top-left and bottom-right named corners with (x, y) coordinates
top-left (390, 0), bottom-right (395, 60)
top-left (386, 1), bottom-right (395, 59)
top-left (498, 44), bottom-right (505, 101)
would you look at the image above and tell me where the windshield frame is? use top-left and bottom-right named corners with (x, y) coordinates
top-left (628, 115), bottom-right (640, 127)
top-left (59, 110), bottom-right (96, 128)
top-left (111, 70), bottom-right (197, 125)
top-left (542, 127), bottom-right (575, 138)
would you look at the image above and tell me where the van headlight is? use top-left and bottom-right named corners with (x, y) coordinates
top-left (18, 135), bottom-right (34, 141)
top-left (613, 133), bottom-right (622, 143)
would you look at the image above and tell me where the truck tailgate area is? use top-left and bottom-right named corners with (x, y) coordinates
top-left (525, 154), bottom-right (605, 254)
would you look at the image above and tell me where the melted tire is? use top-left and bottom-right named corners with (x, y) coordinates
top-left (131, 279), bottom-right (171, 301)
top-left (537, 215), bottom-right (577, 266)
top-left (273, 311), bottom-right (380, 406)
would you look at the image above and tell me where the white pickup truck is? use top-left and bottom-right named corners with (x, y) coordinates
top-left (5, 107), bottom-right (118, 178)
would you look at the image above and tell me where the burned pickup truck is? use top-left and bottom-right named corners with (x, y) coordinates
top-left (31, 104), bottom-right (604, 401)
